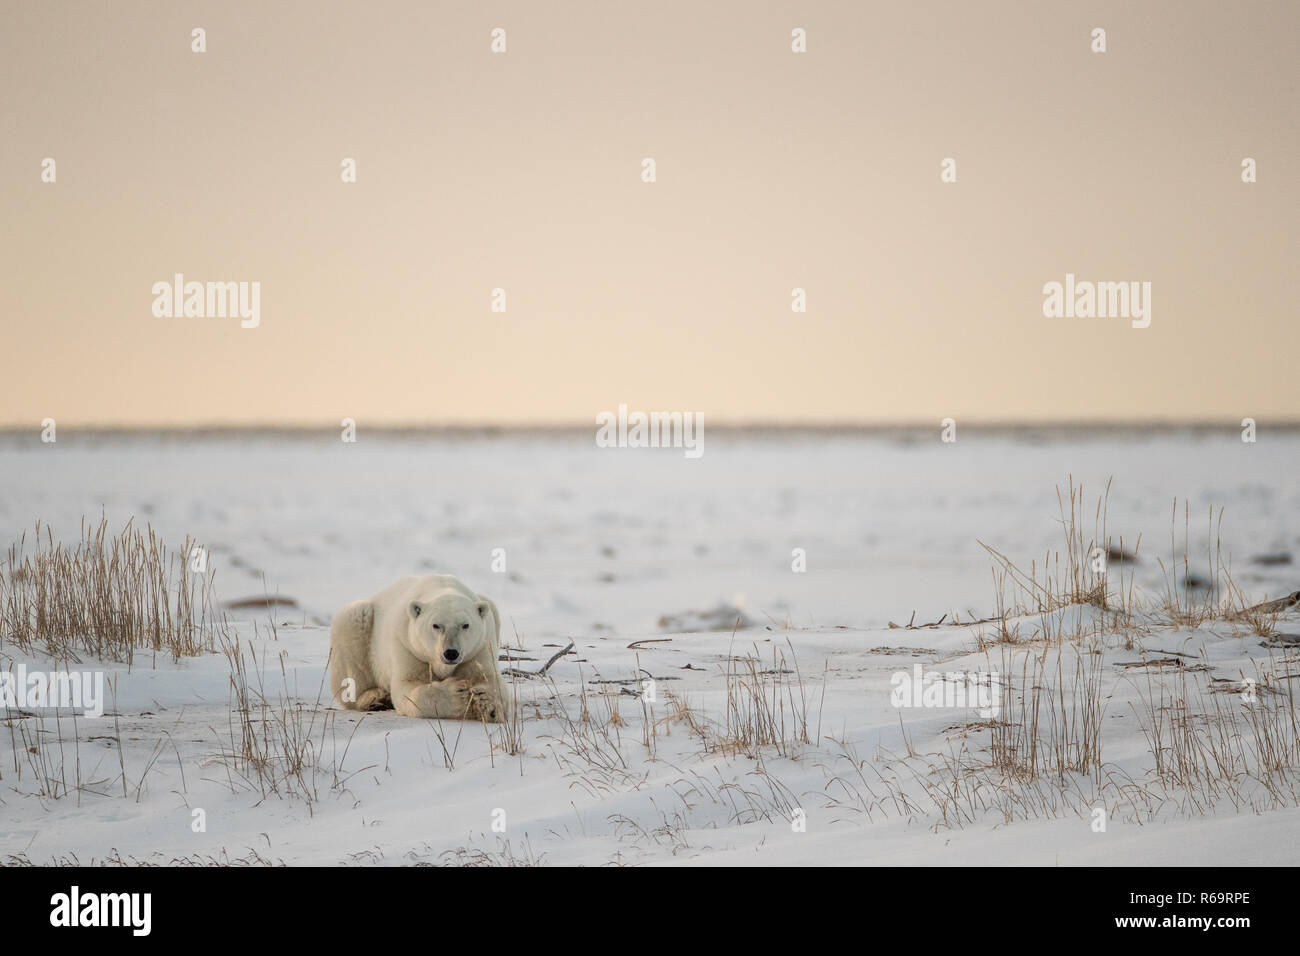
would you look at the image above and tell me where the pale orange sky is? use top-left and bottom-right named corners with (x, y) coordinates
top-left (1, 1), bottom-right (1295, 426)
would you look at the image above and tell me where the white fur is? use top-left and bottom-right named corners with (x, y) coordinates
top-left (329, 574), bottom-right (510, 722)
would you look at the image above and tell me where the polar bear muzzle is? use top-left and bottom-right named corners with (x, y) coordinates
top-left (407, 597), bottom-right (494, 678)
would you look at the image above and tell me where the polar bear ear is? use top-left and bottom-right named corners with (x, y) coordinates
top-left (476, 601), bottom-right (490, 618)
top-left (408, 601), bottom-right (423, 619)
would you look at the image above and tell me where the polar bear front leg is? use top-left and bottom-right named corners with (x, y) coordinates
top-left (459, 652), bottom-right (510, 723)
top-left (463, 597), bottom-right (511, 723)
top-left (391, 677), bottom-right (473, 719)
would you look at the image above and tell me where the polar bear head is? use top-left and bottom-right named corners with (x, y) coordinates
top-left (406, 592), bottom-right (493, 679)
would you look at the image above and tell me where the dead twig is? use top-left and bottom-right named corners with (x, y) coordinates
top-left (627, 638), bottom-right (672, 650)
top-left (504, 640), bottom-right (576, 679)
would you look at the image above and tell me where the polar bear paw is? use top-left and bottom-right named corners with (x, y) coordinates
top-left (356, 687), bottom-right (392, 712)
top-left (468, 684), bottom-right (507, 723)
top-left (397, 678), bottom-right (474, 719)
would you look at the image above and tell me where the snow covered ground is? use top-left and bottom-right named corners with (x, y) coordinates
top-left (2, 428), bottom-right (1299, 865)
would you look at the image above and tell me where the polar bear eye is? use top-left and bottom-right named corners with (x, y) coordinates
top-left (432, 623), bottom-right (442, 630)
top-left (461, 623), bottom-right (469, 630)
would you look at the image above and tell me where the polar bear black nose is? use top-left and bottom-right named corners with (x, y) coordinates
top-left (442, 648), bottom-right (460, 664)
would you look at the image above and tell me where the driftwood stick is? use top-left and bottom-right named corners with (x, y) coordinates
top-left (1231, 590), bottom-right (1300, 619)
top-left (534, 640), bottom-right (576, 677)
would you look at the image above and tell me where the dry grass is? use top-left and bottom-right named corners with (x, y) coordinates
top-left (0, 677), bottom-right (178, 803)
top-left (989, 645), bottom-right (1106, 781)
top-left (635, 640), bottom-right (815, 760)
top-left (486, 671), bottom-right (526, 764)
top-left (975, 476), bottom-right (1293, 646)
top-left (2, 848), bottom-right (285, 866)
top-left (0, 516), bottom-right (229, 663)
top-left (540, 672), bottom-right (646, 796)
top-left (4, 706), bottom-right (104, 801)
top-left (206, 634), bottom-right (366, 810)
top-left (717, 640), bottom-right (812, 759)
top-left (437, 837), bottom-right (545, 867)
top-left (979, 477), bottom-right (1119, 620)
top-left (1153, 499), bottom-right (1226, 629)
top-left (820, 476), bottom-right (1300, 833)
top-left (1131, 656), bottom-right (1300, 811)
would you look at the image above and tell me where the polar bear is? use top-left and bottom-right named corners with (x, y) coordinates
top-left (329, 575), bottom-right (510, 722)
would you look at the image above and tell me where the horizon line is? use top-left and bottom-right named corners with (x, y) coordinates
top-left (0, 417), bottom-right (1292, 438)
